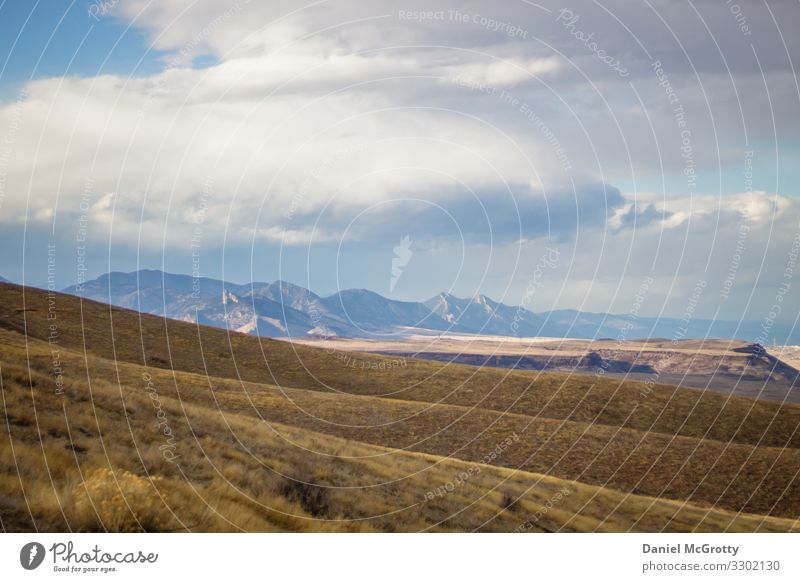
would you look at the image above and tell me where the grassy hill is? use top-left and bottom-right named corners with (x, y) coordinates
top-left (1, 281), bottom-right (799, 532)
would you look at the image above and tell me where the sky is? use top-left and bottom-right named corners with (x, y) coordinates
top-left (1, 0), bottom-right (799, 331)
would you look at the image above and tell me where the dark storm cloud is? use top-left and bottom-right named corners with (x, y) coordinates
top-left (281, 182), bottom-right (625, 246)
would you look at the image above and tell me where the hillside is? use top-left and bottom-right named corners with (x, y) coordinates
top-left (1, 281), bottom-right (799, 532)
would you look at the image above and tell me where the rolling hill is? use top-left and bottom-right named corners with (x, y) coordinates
top-left (1, 280), bottom-right (799, 532)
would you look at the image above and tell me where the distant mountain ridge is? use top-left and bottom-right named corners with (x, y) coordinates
top-left (55, 270), bottom-right (799, 343)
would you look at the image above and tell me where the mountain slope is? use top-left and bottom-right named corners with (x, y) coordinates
top-left (321, 289), bottom-right (453, 333)
top-left (62, 269), bottom-right (800, 342)
top-left (425, 292), bottom-right (544, 336)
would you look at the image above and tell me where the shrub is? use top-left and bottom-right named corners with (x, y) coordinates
top-left (280, 476), bottom-right (331, 518)
top-left (501, 492), bottom-right (518, 512)
top-left (72, 468), bottom-right (170, 532)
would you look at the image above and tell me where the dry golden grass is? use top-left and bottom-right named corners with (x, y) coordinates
top-left (5, 320), bottom-right (800, 518)
top-left (2, 353), bottom-right (796, 533)
top-left (1, 281), bottom-right (799, 532)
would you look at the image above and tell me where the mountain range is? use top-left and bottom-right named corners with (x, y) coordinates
top-left (43, 270), bottom-right (795, 343)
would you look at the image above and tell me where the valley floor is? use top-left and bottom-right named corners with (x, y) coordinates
top-left (289, 335), bottom-right (800, 403)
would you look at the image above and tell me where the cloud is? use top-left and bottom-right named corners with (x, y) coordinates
top-left (612, 202), bottom-right (672, 231)
top-left (275, 181), bottom-right (624, 246)
top-left (3, 0), bottom-right (797, 238)
top-left (493, 189), bottom-right (800, 323)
